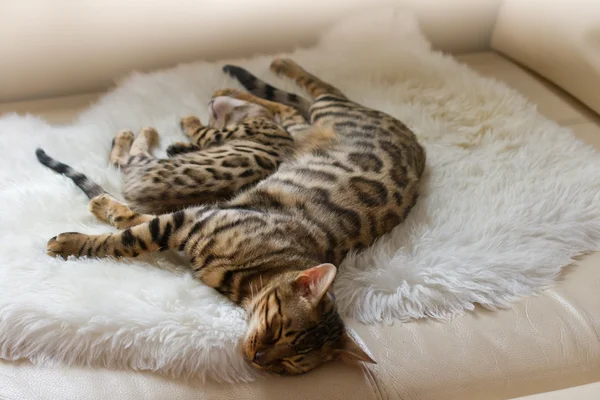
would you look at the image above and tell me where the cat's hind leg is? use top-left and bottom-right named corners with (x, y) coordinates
top-left (109, 130), bottom-right (134, 167)
top-left (269, 58), bottom-right (346, 100)
top-left (222, 64), bottom-right (312, 119)
top-left (46, 208), bottom-right (200, 259)
top-left (130, 127), bottom-right (159, 157)
top-left (111, 127), bottom-right (159, 167)
top-left (212, 89), bottom-right (304, 121)
top-left (101, 128), bottom-right (160, 229)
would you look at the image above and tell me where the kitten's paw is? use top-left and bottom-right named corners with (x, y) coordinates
top-left (212, 88), bottom-right (239, 99)
top-left (113, 130), bottom-right (134, 149)
top-left (166, 142), bottom-right (200, 157)
top-left (89, 194), bottom-right (112, 223)
top-left (139, 127), bottom-right (159, 148)
top-left (46, 232), bottom-right (87, 259)
top-left (269, 58), bottom-right (300, 76)
top-left (110, 130), bottom-right (135, 166)
top-left (180, 115), bottom-right (202, 134)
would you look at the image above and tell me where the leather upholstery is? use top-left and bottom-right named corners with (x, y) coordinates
top-left (511, 382), bottom-right (600, 400)
top-left (1, 52), bottom-right (599, 400)
top-left (0, 0), bottom-right (501, 102)
top-left (492, 0), bottom-right (600, 116)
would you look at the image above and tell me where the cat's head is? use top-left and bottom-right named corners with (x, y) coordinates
top-left (244, 263), bottom-right (375, 375)
top-left (209, 96), bottom-right (272, 129)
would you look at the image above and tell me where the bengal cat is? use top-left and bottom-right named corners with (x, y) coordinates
top-left (43, 58), bottom-right (426, 375)
top-left (37, 94), bottom-right (310, 228)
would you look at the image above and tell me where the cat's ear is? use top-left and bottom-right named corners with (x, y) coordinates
top-left (211, 96), bottom-right (246, 116)
top-left (335, 329), bottom-right (376, 365)
top-left (294, 263), bottom-right (337, 307)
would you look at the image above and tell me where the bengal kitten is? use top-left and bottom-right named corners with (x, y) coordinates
top-left (43, 58), bottom-right (426, 375)
top-left (37, 94), bottom-right (309, 228)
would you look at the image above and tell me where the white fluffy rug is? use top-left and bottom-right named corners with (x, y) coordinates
top-left (1, 7), bottom-right (600, 382)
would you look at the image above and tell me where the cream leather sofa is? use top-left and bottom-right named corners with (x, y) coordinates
top-left (1, 1), bottom-right (600, 399)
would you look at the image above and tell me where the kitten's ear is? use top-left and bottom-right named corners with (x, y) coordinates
top-left (336, 330), bottom-right (377, 365)
top-left (211, 97), bottom-right (245, 115)
top-left (294, 263), bottom-right (337, 307)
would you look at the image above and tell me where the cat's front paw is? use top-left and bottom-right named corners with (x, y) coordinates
top-left (46, 232), bottom-right (88, 259)
top-left (180, 115), bottom-right (202, 133)
top-left (166, 142), bottom-right (200, 157)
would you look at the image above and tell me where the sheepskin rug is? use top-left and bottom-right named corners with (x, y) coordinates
top-left (1, 7), bottom-right (600, 382)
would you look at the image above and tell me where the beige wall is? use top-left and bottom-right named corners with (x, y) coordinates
top-left (0, 0), bottom-right (501, 102)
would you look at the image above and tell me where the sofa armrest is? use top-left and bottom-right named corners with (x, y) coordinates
top-left (491, 0), bottom-right (600, 116)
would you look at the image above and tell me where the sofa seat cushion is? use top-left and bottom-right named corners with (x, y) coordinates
top-left (0, 52), bottom-right (599, 400)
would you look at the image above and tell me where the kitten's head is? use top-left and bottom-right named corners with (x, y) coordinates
top-left (244, 263), bottom-right (375, 375)
top-left (209, 96), bottom-right (272, 129)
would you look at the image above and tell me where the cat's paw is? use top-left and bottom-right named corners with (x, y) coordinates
top-left (89, 194), bottom-right (113, 223)
top-left (110, 130), bottom-right (135, 166)
top-left (112, 130), bottom-right (134, 149)
top-left (269, 58), bottom-right (300, 76)
top-left (46, 232), bottom-right (87, 259)
top-left (212, 88), bottom-right (239, 99)
top-left (138, 127), bottom-right (159, 148)
top-left (180, 115), bottom-right (202, 133)
top-left (166, 142), bottom-right (200, 157)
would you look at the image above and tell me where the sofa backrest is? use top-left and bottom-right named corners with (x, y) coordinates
top-left (492, 0), bottom-right (600, 116)
top-left (0, 0), bottom-right (501, 103)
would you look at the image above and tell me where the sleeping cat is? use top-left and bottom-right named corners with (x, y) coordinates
top-left (41, 59), bottom-right (426, 375)
top-left (37, 93), bottom-right (311, 227)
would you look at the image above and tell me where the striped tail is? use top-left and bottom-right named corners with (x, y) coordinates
top-left (35, 148), bottom-right (106, 199)
top-left (223, 64), bottom-right (312, 119)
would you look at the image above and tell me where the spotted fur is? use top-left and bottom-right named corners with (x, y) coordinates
top-left (113, 97), bottom-right (300, 215)
top-left (44, 58), bottom-right (426, 375)
top-left (37, 95), bottom-right (310, 228)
